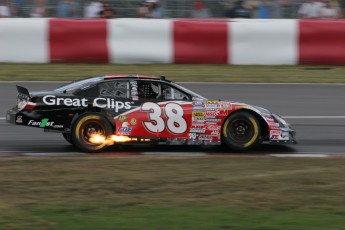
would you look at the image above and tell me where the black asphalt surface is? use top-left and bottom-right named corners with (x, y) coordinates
top-left (1, 82), bottom-right (345, 155)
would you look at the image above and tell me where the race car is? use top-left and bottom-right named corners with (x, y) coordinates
top-left (6, 75), bottom-right (296, 152)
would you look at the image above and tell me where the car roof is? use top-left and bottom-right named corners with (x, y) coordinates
top-left (55, 75), bottom-right (172, 92)
top-left (103, 75), bottom-right (171, 82)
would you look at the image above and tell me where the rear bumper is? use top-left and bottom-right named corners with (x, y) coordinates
top-left (6, 107), bottom-right (68, 132)
top-left (6, 108), bottom-right (17, 125)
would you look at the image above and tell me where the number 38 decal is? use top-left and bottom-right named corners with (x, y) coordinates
top-left (141, 102), bottom-right (187, 134)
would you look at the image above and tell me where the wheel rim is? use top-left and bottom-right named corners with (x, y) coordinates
top-left (79, 119), bottom-right (106, 145)
top-left (228, 118), bottom-right (254, 144)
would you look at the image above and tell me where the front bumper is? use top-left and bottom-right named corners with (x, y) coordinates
top-left (269, 128), bottom-right (297, 145)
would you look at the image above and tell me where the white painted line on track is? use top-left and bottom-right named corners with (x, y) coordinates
top-left (270, 154), bottom-right (328, 158)
top-left (0, 117), bottom-right (5, 120)
top-left (143, 152), bottom-right (207, 157)
top-left (21, 152), bottom-right (85, 156)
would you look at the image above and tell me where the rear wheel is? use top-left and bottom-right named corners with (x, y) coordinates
top-left (72, 113), bottom-right (113, 153)
top-left (222, 111), bottom-right (261, 151)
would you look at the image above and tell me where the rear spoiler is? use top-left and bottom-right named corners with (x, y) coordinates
top-left (16, 85), bottom-right (31, 98)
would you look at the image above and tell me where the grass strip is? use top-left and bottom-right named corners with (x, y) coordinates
top-left (1, 156), bottom-right (345, 229)
top-left (1, 63), bottom-right (345, 83)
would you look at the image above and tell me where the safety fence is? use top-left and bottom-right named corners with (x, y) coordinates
top-left (0, 18), bottom-right (345, 65)
top-left (11, 0), bottom-right (304, 18)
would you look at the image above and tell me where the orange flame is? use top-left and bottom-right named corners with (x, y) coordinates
top-left (89, 134), bottom-right (106, 144)
top-left (109, 135), bottom-right (132, 142)
top-left (89, 134), bottom-right (133, 145)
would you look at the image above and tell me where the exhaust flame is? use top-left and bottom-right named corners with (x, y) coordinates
top-left (89, 133), bottom-right (132, 145)
top-left (89, 134), bottom-right (106, 144)
top-left (110, 135), bottom-right (132, 142)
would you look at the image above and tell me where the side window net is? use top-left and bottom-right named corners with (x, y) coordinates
top-left (99, 81), bottom-right (128, 98)
top-left (162, 84), bottom-right (189, 100)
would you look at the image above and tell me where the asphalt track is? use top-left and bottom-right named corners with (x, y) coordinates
top-left (1, 82), bottom-right (345, 157)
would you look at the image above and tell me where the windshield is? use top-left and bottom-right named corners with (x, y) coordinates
top-left (54, 76), bottom-right (103, 92)
top-left (172, 82), bottom-right (207, 100)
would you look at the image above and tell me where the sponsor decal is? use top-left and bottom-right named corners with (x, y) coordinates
top-left (198, 135), bottom-right (212, 141)
top-left (210, 130), bottom-right (220, 137)
top-left (218, 109), bottom-right (229, 116)
top-left (219, 101), bottom-right (232, 109)
top-left (43, 96), bottom-right (88, 107)
top-left (118, 127), bottom-right (132, 135)
top-left (205, 110), bottom-right (218, 117)
top-left (192, 117), bottom-right (205, 122)
top-left (192, 110), bottom-right (205, 117)
top-left (190, 128), bottom-right (206, 134)
top-left (192, 101), bottom-right (204, 107)
top-left (118, 115), bottom-right (127, 122)
top-left (42, 95), bottom-right (133, 113)
top-left (204, 110), bottom-right (227, 117)
top-left (130, 118), bottom-right (137, 126)
top-left (28, 119), bottom-right (63, 129)
top-left (191, 125), bottom-right (205, 132)
top-left (207, 124), bottom-right (221, 131)
top-left (189, 133), bottom-right (197, 139)
top-left (265, 116), bottom-right (275, 122)
top-left (130, 81), bottom-right (139, 100)
top-left (270, 130), bottom-right (289, 141)
top-left (206, 101), bottom-right (218, 104)
top-left (192, 120), bottom-right (205, 125)
top-left (117, 122), bottom-right (132, 135)
top-left (16, 116), bottom-right (23, 123)
top-left (270, 135), bottom-right (279, 140)
top-left (268, 122), bottom-right (280, 129)
top-left (40, 118), bottom-right (49, 128)
top-left (92, 99), bottom-right (133, 113)
top-left (205, 101), bottom-right (221, 109)
top-left (280, 131), bottom-right (290, 140)
top-left (270, 130), bottom-right (281, 135)
top-left (206, 118), bottom-right (221, 122)
top-left (193, 106), bottom-right (204, 111)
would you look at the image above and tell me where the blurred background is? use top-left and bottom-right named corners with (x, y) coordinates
top-left (0, 0), bottom-right (343, 19)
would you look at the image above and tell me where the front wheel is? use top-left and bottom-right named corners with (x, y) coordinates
top-left (72, 113), bottom-right (113, 153)
top-left (222, 111), bottom-right (261, 151)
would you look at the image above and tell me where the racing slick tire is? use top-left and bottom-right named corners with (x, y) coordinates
top-left (72, 113), bottom-right (113, 153)
top-left (222, 111), bottom-right (261, 151)
top-left (62, 133), bottom-right (73, 145)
